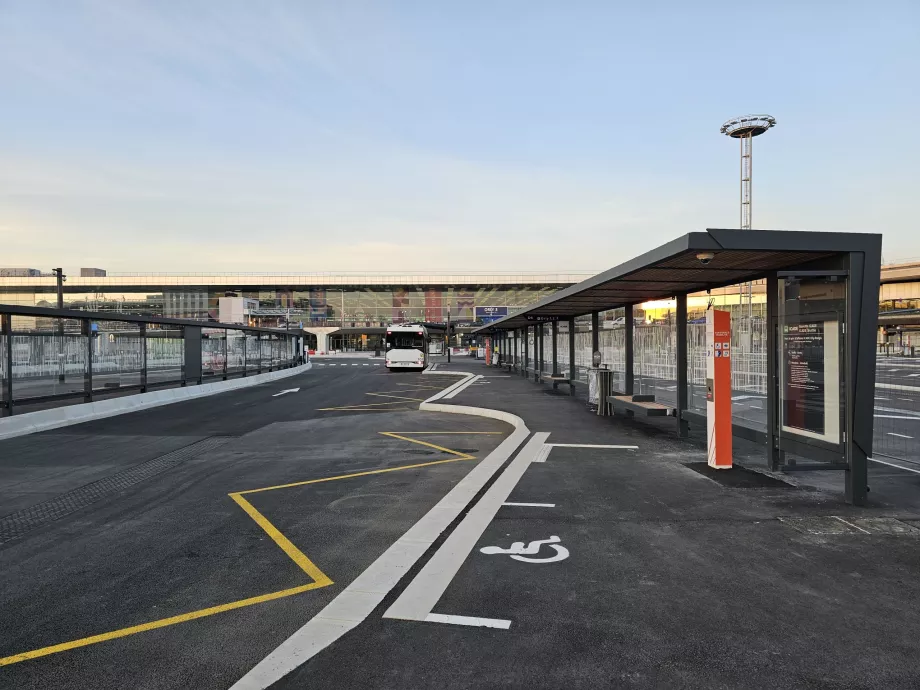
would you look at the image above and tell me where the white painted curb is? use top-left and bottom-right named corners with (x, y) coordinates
top-left (0, 362), bottom-right (312, 441)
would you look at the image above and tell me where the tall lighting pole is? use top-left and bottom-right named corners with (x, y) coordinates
top-left (52, 267), bottom-right (66, 382)
top-left (720, 115), bottom-right (776, 349)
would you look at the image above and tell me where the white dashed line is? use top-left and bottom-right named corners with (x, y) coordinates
top-left (887, 432), bottom-right (914, 439)
top-left (870, 457), bottom-right (920, 475)
top-left (549, 443), bottom-right (639, 449)
top-left (502, 502), bottom-right (556, 508)
top-left (424, 613), bottom-right (511, 629)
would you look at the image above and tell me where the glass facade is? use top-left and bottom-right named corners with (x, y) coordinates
top-left (0, 280), bottom-right (572, 326)
top-left (2, 274), bottom-right (916, 327)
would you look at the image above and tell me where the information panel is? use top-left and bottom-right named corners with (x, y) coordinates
top-left (781, 319), bottom-right (840, 444)
top-left (783, 323), bottom-right (826, 435)
top-left (475, 306), bottom-right (508, 323)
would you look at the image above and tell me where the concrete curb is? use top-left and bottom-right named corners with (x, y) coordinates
top-left (0, 362), bottom-right (312, 441)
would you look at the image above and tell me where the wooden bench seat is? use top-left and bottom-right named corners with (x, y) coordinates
top-left (607, 394), bottom-right (674, 417)
top-left (546, 374), bottom-right (575, 396)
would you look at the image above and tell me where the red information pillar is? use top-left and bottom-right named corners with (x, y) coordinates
top-left (706, 309), bottom-right (733, 468)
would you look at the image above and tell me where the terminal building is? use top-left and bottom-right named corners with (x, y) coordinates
top-left (2, 262), bottom-right (919, 352)
top-left (0, 271), bottom-right (592, 353)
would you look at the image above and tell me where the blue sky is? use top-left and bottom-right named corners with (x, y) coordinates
top-left (1, 1), bottom-right (918, 272)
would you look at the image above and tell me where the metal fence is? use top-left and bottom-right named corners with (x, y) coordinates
top-left (1, 305), bottom-right (302, 416)
top-left (873, 355), bottom-right (920, 463)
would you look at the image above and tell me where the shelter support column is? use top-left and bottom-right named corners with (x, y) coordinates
top-left (846, 247), bottom-right (879, 506)
top-left (523, 326), bottom-right (529, 376)
top-left (568, 316), bottom-right (576, 386)
top-left (766, 273), bottom-right (780, 471)
top-left (2, 313), bottom-right (13, 416)
top-left (551, 321), bottom-right (559, 376)
top-left (591, 312), bottom-right (599, 357)
top-left (537, 323), bottom-right (543, 382)
top-left (676, 293), bottom-right (689, 437)
top-left (83, 319), bottom-right (93, 403)
top-left (625, 305), bottom-right (634, 395)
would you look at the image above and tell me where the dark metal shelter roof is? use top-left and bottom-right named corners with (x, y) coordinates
top-left (475, 229), bottom-right (880, 331)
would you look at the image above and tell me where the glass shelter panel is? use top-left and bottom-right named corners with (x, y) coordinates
top-left (777, 276), bottom-right (847, 461)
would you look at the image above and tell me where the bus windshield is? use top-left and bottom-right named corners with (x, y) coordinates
top-left (387, 334), bottom-right (425, 350)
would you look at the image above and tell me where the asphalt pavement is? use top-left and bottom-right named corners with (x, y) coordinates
top-left (268, 359), bottom-right (920, 690)
top-left (0, 361), bottom-right (510, 689)
top-left (5, 357), bottom-right (920, 690)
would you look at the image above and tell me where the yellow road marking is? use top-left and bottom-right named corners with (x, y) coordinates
top-left (238, 457), bottom-right (472, 496)
top-left (0, 583), bottom-right (325, 667)
top-left (363, 393), bottom-right (425, 402)
top-left (316, 401), bottom-right (411, 410)
top-left (389, 385), bottom-right (445, 391)
top-left (2, 430), bottom-right (487, 667)
top-left (316, 407), bottom-right (410, 412)
top-left (378, 432), bottom-right (475, 460)
top-left (229, 493), bottom-right (333, 585)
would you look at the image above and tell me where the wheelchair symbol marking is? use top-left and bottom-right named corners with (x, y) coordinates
top-left (479, 536), bottom-right (569, 564)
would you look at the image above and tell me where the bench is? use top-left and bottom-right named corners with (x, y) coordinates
top-left (545, 375), bottom-right (575, 396)
top-left (607, 394), bottom-right (674, 417)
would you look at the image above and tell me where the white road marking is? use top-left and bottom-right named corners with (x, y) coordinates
top-left (363, 363), bottom-right (369, 366)
top-left (732, 394), bottom-right (765, 401)
top-left (870, 457), bottom-right (920, 475)
top-left (887, 432), bottom-right (914, 439)
top-left (909, 374), bottom-right (920, 378)
top-left (481, 536), bottom-right (569, 564)
top-left (833, 516), bottom-right (871, 534)
top-left (230, 397), bottom-right (530, 690)
top-left (271, 388), bottom-right (300, 397)
top-left (503, 502), bottom-right (556, 508)
top-left (875, 383), bottom-right (920, 393)
top-left (352, 364), bottom-right (358, 366)
top-left (384, 433), bottom-right (549, 623)
top-left (875, 415), bottom-right (920, 420)
top-left (443, 374), bottom-right (482, 399)
top-left (548, 443), bottom-right (639, 449)
top-left (875, 405), bottom-right (920, 415)
top-left (875, 397), bottom-right (890, 400)
top-left (425, 613), bottom-right (511, 629)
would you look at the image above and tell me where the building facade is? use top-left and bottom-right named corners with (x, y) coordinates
top-left (0, 272), bottom-right (592, 327)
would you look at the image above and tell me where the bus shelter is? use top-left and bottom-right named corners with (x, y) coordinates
top-left (475, 229), bottom-right (882, 505)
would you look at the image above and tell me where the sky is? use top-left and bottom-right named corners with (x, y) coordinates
top-left (1, 0), bottom-right (918, 273)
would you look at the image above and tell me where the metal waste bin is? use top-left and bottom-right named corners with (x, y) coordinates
top-left (593, 368), bottom-right (613, 416)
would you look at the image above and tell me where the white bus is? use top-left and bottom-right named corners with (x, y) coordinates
top-left (385, 324), bottom-right (429, 371)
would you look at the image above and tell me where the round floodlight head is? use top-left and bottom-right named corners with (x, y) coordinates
top-left (720, 114), bottom-right (776, 138)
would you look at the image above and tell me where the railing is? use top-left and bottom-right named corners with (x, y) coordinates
top-left (0, 305), bottom-right (303, 417)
